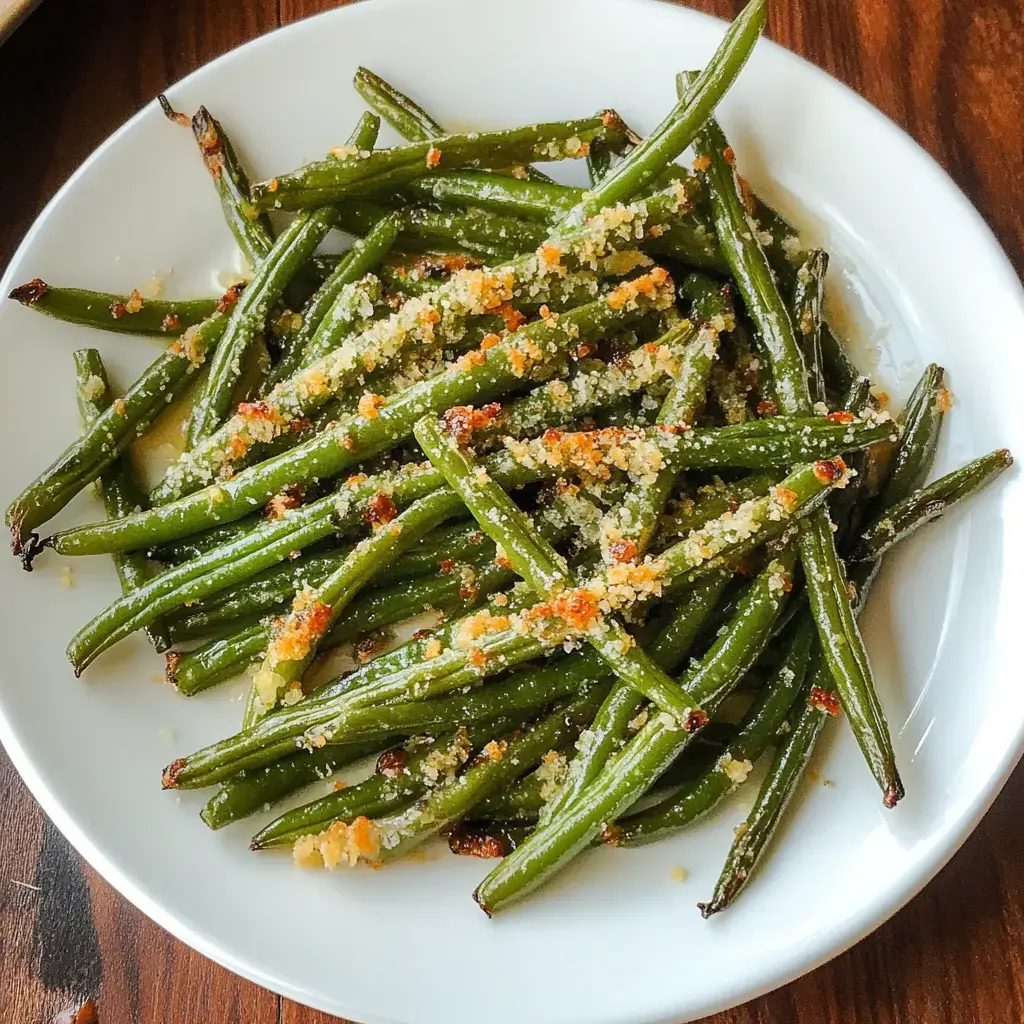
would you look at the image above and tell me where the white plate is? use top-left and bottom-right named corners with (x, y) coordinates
top-left (0, 0), bottom-right (40, 44)
top-left (1, 1), bottom-right (1022, 1021)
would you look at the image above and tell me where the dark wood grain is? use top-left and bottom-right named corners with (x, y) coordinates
top-left (1, 0), bottom-right (1022, 1021)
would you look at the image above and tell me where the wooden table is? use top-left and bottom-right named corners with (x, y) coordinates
top-left (1, 1), bottom-right (1022, 1021)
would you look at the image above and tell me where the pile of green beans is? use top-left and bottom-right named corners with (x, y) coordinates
top-left (6, 0), bottom-right (1012, 921)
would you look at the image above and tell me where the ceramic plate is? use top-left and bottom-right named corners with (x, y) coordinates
top-left (0, 1), bottom-right (1021, 1022)
top-left (0, 0), bottom-right (40, 43)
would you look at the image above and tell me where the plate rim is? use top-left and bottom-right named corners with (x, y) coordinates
top-left (1, 0), bottom-right (1023, 1021)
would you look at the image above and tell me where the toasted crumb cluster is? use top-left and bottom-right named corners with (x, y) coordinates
top-left (506, 425), bottom-right (669, 486)
top-left (535, 750), bottom-right (568, 802)
top-left (156, 191), bottom-right (683, 499)
top-left (718, 752), bottom-right (754, 785)
top-left (269, 588), bottom-right (332, 665)
top-left (357, 392), bottom-right (386, 419)
top-left (293, 816), bottom-right (381, 869)
top-left (519, 588), bottom-right (603, 636)
top-left (419, 730), bottom-right (474, 784)
top-left (81, 374), bottom-right (106, 402)
top-left (809, 686), bottom-right (843, 716)
top-left (455, 611), bottom-right (512, 649)
top-left (440, 403), bottom-right (503, 446)
top-left (604, 267), bottom-right (673, 311)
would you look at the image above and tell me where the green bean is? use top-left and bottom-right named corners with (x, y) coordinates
top-left (415, 413), bottom-right (705, 725)
top-left (798, 508), bottom-right (902, 806)
top-left (375, 519), bottom-right (488, 583)
top-left (254, 660), bottom-right (592, 764)
top-left (505, 416), bottom-right (897, 481)
top-left (461, 737), bottom-right (741, 827)
top-left (473, 545), bottom-right (795, 914)
top-left (329, 662), bottom-right (604, 755)
top-left (245, 487), bottom-right (465, 720)
top-left (68, 491), bottom-right (342, 673)
top-left (148, 514), bottom-right (260, 564)
top-left (694, 97), bottom-right (901, 806)
top-left (614, 615), bottom-right (814, 845)
top-left (266, 119), bottom-right (387, 384)
top-left (170, 548), bottom-right (359, 637)
top-left (185, 206), bottom-right (340, 445)
top-left (267, 214), bottom-right (402, 387)
top-left (877, 363), bottom-right (947, 510)
top-left (792, 250), bottom-right (828, 405)
top-left (8, 279), bottom-right (217, 335)
top-left (182, 462), bottom-right (837, 759)
top-left (580, 0), bottom-right (766, 214)
top-left (645, 572), bottom-right (735, 669)
top-left (354, 66), bottom-right (445, 140)
top-left (331, 197), bottom-right (527, 261)
top-left (200, 740), bottom-right (384, 830)
top-left (252, 118), bottom-right (623, 211)
top-left (678, 271), bottom-right (752, 424)
top-left (738, 198), bottom-right (800, 295)
top-left (825, 376), bottom-right (874, 544)
top-left (328, 560), bottom-right (509, 640)
top-left (293, 274), bottom-right (384, 370)
top-left (254, 711), bottom-right (529, 851)
top-left (657, 458), bottom-right (847, 593)
top-left (604, 279), bottom-right (730, 560)
top-left (343, 690), bottom-right (608, 866)
top-left (150, 195), bottom-right (680, 505)
top-left (189, 106), bottom-right (275, 266)
top-left (353, 66), bottom-right (557, 184)
top-left (308, 584), bottom-right (537, 709)
top-left (404, 172), bottom-right (576, 222)
top-left (354, 67), bottom-right (554, 182)
top-left (495, 321), bottom-right (697, 442)
top-left (702, 448), bottom-right (1015, 911)
top-left (467, 728), bottom-right (736, 827)
top-left (805, 506), bottom-right (900, 804)
top-left (8, 304), bottom-right (232, 556)
top-left (685, 110), bottom-right (856, 400)
top-left (48, 267), bottom-right (673, 554)
top-left (171, 513), bottom-right (577, 691)
top-left (163, 455), bottom-right (844, 791)
top-left (468, 774), bottom-right (548, 825)
top-left (254, 738), bottom-right (459, 852)
top-left (692, 106), bottom-right (808, 417)
top-left (74, 350), bottom-right (169, 652)
top-left (543, 572), bottom-right (732, 825)
top-left (251, 743), bottom-right (436, 849)
top-left (400, 205), bottom-right (546, 260)
top-left (698, 650), bottom-right (833, 916)
top-left (749, 199), bottom-right (859, 396)
top-left (258, 731), bottom-right (518, 851)
top-left (347, 110), bottom-right (383, 151)
top-left (168, 624), bottom-right (268, 695)
top-left (171, 635), bottom-right (585, 792)
top-left (403, 171), bottom-right (726, 271)
top-left (66, 454), bottom-right (540, 672)
top-left (656, 471), bottom-right (777, 544)
top-left (852, 448), bottom-right (1013, 564)
top-left (180, 284), bottom-right (563, 502)
top-left (174, 512), bottom-right (527, 637)
top-left (464, 593), bottom-right (737, 831)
